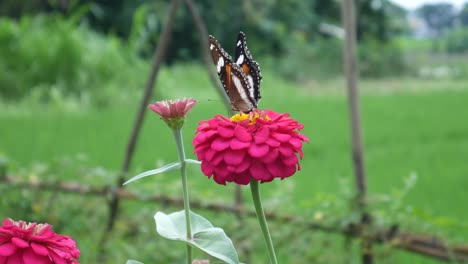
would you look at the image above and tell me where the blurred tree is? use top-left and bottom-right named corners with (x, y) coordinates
top-left (0, 0), bottom-right (409, 70)
top-left (459, 3), bottom-right (468, 26)
top-left (356, 0), bottom-right (408, 41)
top-left (81, 0), bottom-right (144, 38)
top-left (0, 0), bottom-right (48, 17)
top-left (416, 2), bottom-right (455, 36)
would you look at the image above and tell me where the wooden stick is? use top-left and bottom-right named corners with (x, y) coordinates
top-left (341, 0), bottom-right (372, 263)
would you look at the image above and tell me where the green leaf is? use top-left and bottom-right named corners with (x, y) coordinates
top-left (123, 162), bottom-right (180, 185)
top-left (155, 211), bottom-right (240, 264)
top-left (185, 159), bottom-right (201, 165)
top-left (126, 260), bottom-right (144, 264)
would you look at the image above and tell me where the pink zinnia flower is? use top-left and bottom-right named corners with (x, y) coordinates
top-left (0, 218), bottom-right (80, 264)
top-left (149, 98), bottom-right (197, 130)
top-left (193, 110), bottom-right (309, 185)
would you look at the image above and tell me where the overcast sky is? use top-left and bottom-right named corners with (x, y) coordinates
top-left (391, 0), bottom-right (467, 10)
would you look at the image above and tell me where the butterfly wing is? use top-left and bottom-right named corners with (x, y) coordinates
top-left (234, 31), bottom-right (262, 105)
top-left (209, 35), bottom-right (256, 113)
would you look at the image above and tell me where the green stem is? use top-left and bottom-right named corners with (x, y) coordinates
top-left (173, 129), bottom-right (192, 264)
top-left (250, 180), bottom-right (278, 264)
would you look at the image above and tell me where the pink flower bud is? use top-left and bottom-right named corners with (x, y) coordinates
top-left (148, 98), bottom-right (197, 129)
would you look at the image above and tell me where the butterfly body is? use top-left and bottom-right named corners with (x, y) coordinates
top-left (209, 32), bottom-right (262, 113)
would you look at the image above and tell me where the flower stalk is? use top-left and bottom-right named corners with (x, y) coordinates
top-left (173, 128), bottom-right (192, 264)
top-left (250, 180), bottom-right (278, 264)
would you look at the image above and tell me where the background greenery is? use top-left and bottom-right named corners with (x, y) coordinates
top-left (1, 0), bottom-right (468, 263)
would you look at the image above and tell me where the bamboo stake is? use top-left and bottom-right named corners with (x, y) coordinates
top-left (341, 0), bottom-right (372, 263)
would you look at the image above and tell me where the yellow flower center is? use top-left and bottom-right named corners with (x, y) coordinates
top-left (230, 112), bottom-right (270, 125)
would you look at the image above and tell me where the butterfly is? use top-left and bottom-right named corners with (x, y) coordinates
top-left (209, 32), bottom-right (262, 113)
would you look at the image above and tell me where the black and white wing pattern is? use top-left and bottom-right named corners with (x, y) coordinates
top-left (208, 32), bottom-right (261, 113)
top-left (234, 31), bottom-right (262, 105)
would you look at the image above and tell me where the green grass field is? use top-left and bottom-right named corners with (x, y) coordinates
top-left (1, 66), bottom-right (468, 263)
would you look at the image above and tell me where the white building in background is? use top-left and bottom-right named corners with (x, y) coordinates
top-left (407, 12), bottom-right (438, 38)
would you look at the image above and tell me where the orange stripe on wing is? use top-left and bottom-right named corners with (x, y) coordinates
top-left (226, 64), bottom-right (232, 90)
top-left (242, 64), bottom-right (250, 74)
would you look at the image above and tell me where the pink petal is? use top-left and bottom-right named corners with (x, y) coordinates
top-left (194, 130), bottom-right (217, 144)
top-left (213, 175), bottom-right (227, 185)
top-left (2, 219), bottom-right (14, 226)
top-left (254, 126), bottom-right (270, 144)
top-left (260, 148), bottom-right (279, 163)
top-left (30, 243), bottom-right (49, 256)
top-left (279, 145), bottom-right (294, 156)
top-left (249, 162), bottom-right (273, 182)
top-left (204, 148), bottom-right (216, 161)
top-left (226, 165), bottom-right (237, 172)
top-left (281, 165), bottom-right (297, 178)
top-left (217, 126), bottom-right (234, 138)
top-left (289, 137), bottom-right (303, 149)
top-left (184, 102), bottom-right (196, 114)
top-left (299, 134), bottom-right (309, 143)
top-left (234, 126), bottom-right (252, 142)
top-left (48, 249), bottom-right (66, 264)
top-left (201, 162), bottom-right (215, 176)
top-left (282, 154), bottom-right (298, 166)
top-left (268, 162), bottom-right (296, 178)
top-left (265, 137), bottom-right (280, 147)
top-left (215, 167), bottom-right (230, 179)
top-left (194, 144), bottom-right (209, 160)
top-left (213, 168), bottom-right (231, 185)
top-left (271, 132), bottom-right (291, 142)
top-left (234, 159), bottom-right (251, 173)
top-left (148, 103), bottom-right (168, 117)
top-left (248, 144), bottom-right (269, 158)
top-left (211, 153), bottom-right (224, 166)
top-left (0, 242), bottom-right (17, 256)
top-left (266, 161), bottom-right (284, 177)
top-left (6, 251), bottom-right (23, 264)
top-left (230, 138), bottom-right (251, 150)
top-left (11, 238), bottom-right (28, 249)
top-left (297, 148), bottom-right (304, 159)
top-left (224, 150), bottom-right (245, 165)
top-left (211, 137), bottom-right (230, 151)
top-left (234, 172), bottom-right (252, 185)
top-left (173, 100), bottom-right (186, 116)
top-left (23, 247), bottom-right (50, 264)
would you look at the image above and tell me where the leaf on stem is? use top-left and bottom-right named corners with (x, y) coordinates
top-left (185, 159), bottom-right (202, 165)
top-left (123, 162), bottom-right (181, 185)
top-left (155, 210), bottom-right (240, 264)
top-left (126, 260), bottom-right (144, 264)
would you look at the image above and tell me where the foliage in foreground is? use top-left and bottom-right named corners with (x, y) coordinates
top-left (0, 156), bottom-right (465, 263)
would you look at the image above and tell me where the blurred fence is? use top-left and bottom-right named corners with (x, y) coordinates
top-left (1, 174), bottom-right (468, 262)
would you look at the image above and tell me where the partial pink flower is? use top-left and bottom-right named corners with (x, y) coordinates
top-left (149, 98), bottom-right (197, 130)
top-left (0, 218), bottom-right (80, 264)
top-left (193, 110), bottom-right (309, 185)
